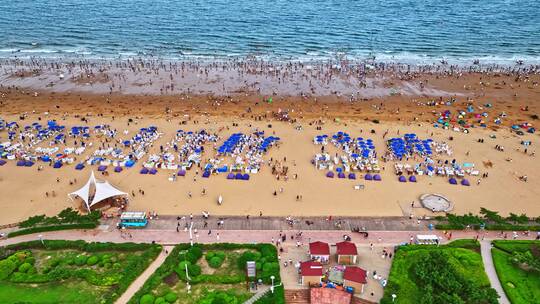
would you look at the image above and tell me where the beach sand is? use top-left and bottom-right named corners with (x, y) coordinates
top-left (0, 71), bottom-right (539, 225)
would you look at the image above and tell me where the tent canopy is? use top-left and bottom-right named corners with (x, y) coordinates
top-left (69, 171), bottom-right (127, 211)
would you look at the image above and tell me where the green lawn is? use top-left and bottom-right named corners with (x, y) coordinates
top-left (0, 240), bottom-right (161, 304)
top-left (0, 281), bottom-right (106, 304)
top-left (491, 240), bottom-right (540, 304)
top-left (380, 240), bottom-right (497, 304)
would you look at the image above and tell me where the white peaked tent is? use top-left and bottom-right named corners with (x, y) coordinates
top-left (69, 171), bottom-right (127, 211)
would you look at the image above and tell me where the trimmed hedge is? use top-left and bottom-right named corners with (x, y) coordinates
top-left (8, 222), bottom-right (98, 238)
top-left (436, 223), bottom-right (540, 231)
top-left (19, 208), bottom-right (100, 228)
top-left (435, 208), bottom-right (540, 231)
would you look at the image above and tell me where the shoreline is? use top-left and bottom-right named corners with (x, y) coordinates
top-left (1, 57), bottom-right (539, 97)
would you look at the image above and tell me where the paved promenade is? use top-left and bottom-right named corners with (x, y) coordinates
top-left (122, 215), bottom-right (435, 231)
top-left (1, 226), bottom-right (537, 248)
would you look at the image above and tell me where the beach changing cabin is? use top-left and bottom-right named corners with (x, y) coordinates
top-left (309, 241), bottom-right (330, 264)
top-left (300, 261), bottom-right (324, 286)
top-left (343, 266), bottom-right (367, 294)
top-left (336, 241), bottom-right (358, 264)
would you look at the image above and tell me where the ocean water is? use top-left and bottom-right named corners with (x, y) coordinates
top-left (0, 0), bottom-right (539, 64)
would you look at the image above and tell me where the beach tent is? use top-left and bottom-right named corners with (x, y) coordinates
top-left (348, 173), bottom-right (356, 180)
top-left (364, 174), bottom-right (373, 181)
top-left (53, 161), bottom-right (63, 169)
top-left (449, 177), bottom-right (458, 185)
top-left (373, 174), bottom-right (382, 181)
top-left (16, 160), bottom-right (26, 166)
top-left (235, 172), bottom-right (243, 180)
top-left (202, 171), bottom-right (210, 178)
top-left (114, 166), bottom-right (123, 173)
top-left (326, 171), bottom-right (334, 178)
top-left (226, 173), bottom-right (235, 180)
top-left (0, 159), bottom-right (6, 166)
top-left (98, 165), bottom-right (107, 172)
top-left (140, 167), bottom-right (149, 174)
top-left (242, 173), bottom-right (250, 180)
top-left (461, 179), bottom-right (470, 186)
top-left (24, 161), bottom-right (34, 167)
top-left (177, 170), bottom-right (186, 176)
top-left (69, 171), bottom-right (127, 211)
top-left (338, 172), bottom-right (346, 179)
top-left (409, 176), bottom-right (417, 182)
top-left (149, 168), bottom-right (158, 175)
top-left (125, 160), bottom-right (135, 168)
top-left (75, 163), bottom-right (85, 170)
top-left (398, 176), bottom-right (407, 183)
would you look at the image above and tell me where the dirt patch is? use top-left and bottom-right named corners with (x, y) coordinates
top-left (163, 272), bottom-right (179, 286)
top-left (199, 257), bottom-right (216, 275)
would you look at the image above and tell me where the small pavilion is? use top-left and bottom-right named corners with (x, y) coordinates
top-left (68, 171), bottom-right (127, 211)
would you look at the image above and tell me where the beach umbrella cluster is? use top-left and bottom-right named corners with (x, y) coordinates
top-left (70, 126), bottom-right (90, 138)
top-left (259, 136), bottom-right (280, 151)
top-left (218, 133), bottom-right (243, 154)
top-left (314, 134), bottom-right (328, 144)
top-left (388, 134), bottom-right (433, 158)
top-left (332, 131), bottom-right (351, 144)
top-left (356, 137), bottom-right (376, 158)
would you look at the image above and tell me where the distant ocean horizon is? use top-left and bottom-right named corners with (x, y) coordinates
top-left (0, 0), bottom-right (539, 65)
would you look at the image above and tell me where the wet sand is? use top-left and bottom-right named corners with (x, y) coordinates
top-left (0, 69), bottom-right (539, 225)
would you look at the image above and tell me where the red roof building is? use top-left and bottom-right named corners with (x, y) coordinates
top-left (336, 241), bottom-right (358, 264)
top-left (300, 261), bottom-right (324, 286)
top-left (343, 266), bottom-right (367, 294)
top-left (310, 288), bottom-right (352, 304)
top-left (309, 241), bottom-right (330, 263)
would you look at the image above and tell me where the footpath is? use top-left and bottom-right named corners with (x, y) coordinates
top-left (480, 241), bottom-right (510, 304)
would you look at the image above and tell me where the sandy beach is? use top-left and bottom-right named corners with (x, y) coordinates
top-left (0, 65), bottom-right (539, 225)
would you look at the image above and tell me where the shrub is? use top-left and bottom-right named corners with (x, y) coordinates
top-left (260, 262), bottom-right (280, 283)
top-left (87, 256), bottom-right (99, 266)
top-left (140, 294), bottom-right (155, 304)
top-left (25, 256), bottom-right (36, 265)
top-left (237, 251), bottom-right (261, 269)
top-left (27, 266), bottom-right (37, 274)
top-left (154, 297), bottom-right (166, 304)
top-left (18, 262), bottom-right (32, 273)
top-left (0, 258), bottom-right (18, 280)
top-left (208, 256), bottom-right (224, 268)
top-left (176, 260), bottom-right (201, 280)
top-left (164, 292), bottom-right (177, 303)
top-left (189, 264), bottom-right (201, 277)
top-left (182, 246), bottom-right (203, 264)
top-left (75, 255), bottom-right (88, 266)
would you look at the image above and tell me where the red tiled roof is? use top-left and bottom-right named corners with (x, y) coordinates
top-left (310, 288), bottom-right (352, 304)
top-left (300, 261), bottom-right (323, 276)
top-left (309, 241), bottom-right (330, 255)
top-left (344, 266), bottom-right (367, 284)
top-left (336, 241), bottom-right (358, 255)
